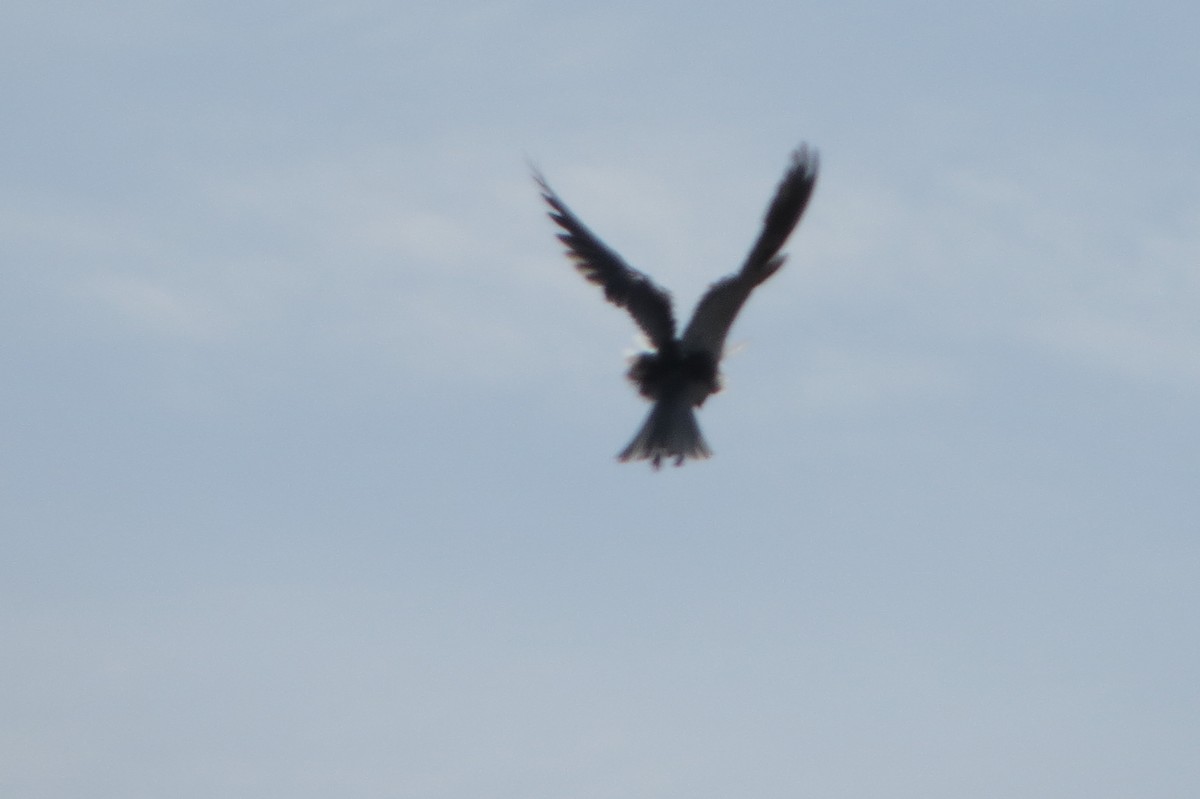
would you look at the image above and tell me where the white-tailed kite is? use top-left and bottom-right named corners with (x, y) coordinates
top-left (537, 145), bottom-right (818, 468)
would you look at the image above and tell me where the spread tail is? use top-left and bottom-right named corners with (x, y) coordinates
top-left (618, 395), bottom-right (712, 468)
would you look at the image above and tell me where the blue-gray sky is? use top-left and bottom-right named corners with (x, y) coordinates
top-left (4, 2), bottom-right (1199, 797)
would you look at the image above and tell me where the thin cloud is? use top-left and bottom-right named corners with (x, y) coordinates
top-left (84, 273), bottom-right (226, 342)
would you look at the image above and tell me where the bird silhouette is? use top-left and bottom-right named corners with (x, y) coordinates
top-left (536, 145), bottom-right (818, 468)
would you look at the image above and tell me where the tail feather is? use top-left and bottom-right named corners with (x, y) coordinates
top-left (618, 395), bottom-right (712, 468)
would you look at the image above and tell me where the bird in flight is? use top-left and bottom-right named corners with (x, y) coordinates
top-left (536, 145), bottom-right (818, 468)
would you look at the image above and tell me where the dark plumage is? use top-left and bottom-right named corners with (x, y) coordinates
top-left (536, 145), bottom-right (819, 467)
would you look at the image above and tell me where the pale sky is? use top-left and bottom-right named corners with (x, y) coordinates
top-left (4, 2), bottom-right (1200, 797)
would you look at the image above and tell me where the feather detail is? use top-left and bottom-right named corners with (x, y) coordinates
top-left (534, 171), bottom-right (677, 349)
top-left (680, 148), bottom-right (818, 359)
top-left (617, 393), bottom-right (713, 468)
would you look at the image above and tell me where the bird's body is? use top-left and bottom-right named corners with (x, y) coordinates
top-left (618, 344), bottom-right (720, 466)
top-left (537, 146), bottom-right (818, 467)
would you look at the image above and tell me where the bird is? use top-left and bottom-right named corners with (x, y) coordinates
top-left (535, 145), bottom-right (818, 468)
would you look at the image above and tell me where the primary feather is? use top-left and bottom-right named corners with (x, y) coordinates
top-left (534, 172), bottom-right (677, 349)
top-left (682, 145), bottom-right (819, 358)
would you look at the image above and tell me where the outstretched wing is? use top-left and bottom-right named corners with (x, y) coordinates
top-left (681, 145), bottom-right (819, 358)
top-left (535, 171), bottom-right (677, 349)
